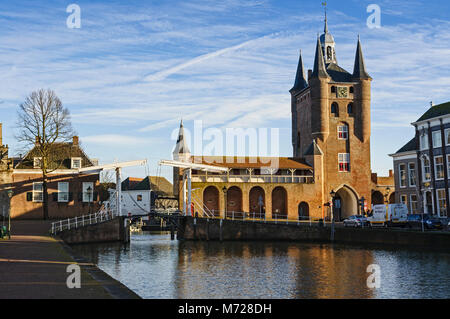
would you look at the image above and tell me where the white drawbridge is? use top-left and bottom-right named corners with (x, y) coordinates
top-left (158, 160), bottom-right (228, 217)
top-left (51, 160), bottom-right (148, 234)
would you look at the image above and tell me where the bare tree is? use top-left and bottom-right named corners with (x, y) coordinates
top-left (16, 89), bottom-right (75, 220)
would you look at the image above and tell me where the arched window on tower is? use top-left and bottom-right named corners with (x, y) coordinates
top-left (331, 86), bottom-right (336, 93)
top-left (331, 102), bottom-right (339, 117)
top-left (347, 103), bottom-right (354, 114)
top-left (350, 87), bottom-right (354, 94)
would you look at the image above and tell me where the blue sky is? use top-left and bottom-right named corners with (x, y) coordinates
top-left (0, 0), bottom-right (449, 181)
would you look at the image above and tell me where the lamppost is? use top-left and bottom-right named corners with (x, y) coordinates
top-left (7, 189), bottom-right (13, 239)
top-left (87, 186), bottom-right (93, 214)
top-left (384, 187), bottom-right (391, 225)
top-left (330, 190), bottom-right (336, 241)
top-left (222, 186), bottom-right (228, 219)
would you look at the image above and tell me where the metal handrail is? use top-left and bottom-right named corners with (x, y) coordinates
top-left (51, 207), bottom-right (116, 235)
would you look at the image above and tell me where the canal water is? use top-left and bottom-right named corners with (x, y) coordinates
top-left (71, 232), bottom-right (450, 299)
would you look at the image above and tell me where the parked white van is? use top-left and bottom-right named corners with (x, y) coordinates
top-left (368, 204), bottom-right (408, 227)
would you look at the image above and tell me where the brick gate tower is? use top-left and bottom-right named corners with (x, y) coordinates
top-left (290, 15), bottom-right (373, 220)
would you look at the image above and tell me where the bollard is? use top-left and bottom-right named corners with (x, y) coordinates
top-left (170, 224), bottom-right (175, 240)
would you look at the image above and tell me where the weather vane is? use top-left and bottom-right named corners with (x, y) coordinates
top-left (322, 1), bottom-right (327, 15)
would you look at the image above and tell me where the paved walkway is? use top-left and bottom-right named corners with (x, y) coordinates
top-left (0, 220), bottom-right (139, 299)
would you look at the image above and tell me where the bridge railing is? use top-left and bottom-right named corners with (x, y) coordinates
top-left (190, 211), bottom-right (320, 226)
top-left (51, 207), bottom-right (117, 235)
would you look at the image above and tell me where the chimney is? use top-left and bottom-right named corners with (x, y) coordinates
top-left (72, 136), bottom-right (79, 146)
top-left (389, 169), bottom-right (393, 177)
top-left (0, 123), bottom-right (2, 146)
top-left (308, 69), bottom-right (312, 81)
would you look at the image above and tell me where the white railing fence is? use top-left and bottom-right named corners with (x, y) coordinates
top-left (51, 207), bottom-right (117, 235)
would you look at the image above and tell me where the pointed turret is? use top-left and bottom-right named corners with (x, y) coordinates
top-left (353, 36), bottom-right (371, 80)
top-left (173, 120), bottom-right (190, 162)
top-left (311, 36), bottom-right (329, 79)
top-left (291, 50), bottom-right (308, 92)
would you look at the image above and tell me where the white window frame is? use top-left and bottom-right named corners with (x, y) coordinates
top-left (58, 182), bottom-right (69, 203)
top-left (338, 153), bottom-right (350, 172)
top-left (434, 156), bottom-right (444, 180)
top-left (71, 157), bottom-right (82, 169)
top-left (33, 157), bottom-right (42, 169)
top-left (410, 194), bottom-right (418, 214)
top-left (399, 164), bottom-right (407, 188)
top-left (82, 182), bottom-right (94, 203)
top-left (33, 182), bottom-right (43, 202)
top-left (437, 189), bottom-right (446, 217)
top-left (447, 155), bottom-right (450, 179)
top-left (432, 130), bottom-right (442, 148)
top-left (400, 194), bottom-right (407, 206)
top-left (408, 163), bottom-right (416, 187)
top-left (420, 133), bottom-right (428, 150)
top-left (445, 129), bottom-right (450, 146)
top-left (422, 156), bottom-right (431, 182)
top-left (337, 125), bottom-right (348, 140)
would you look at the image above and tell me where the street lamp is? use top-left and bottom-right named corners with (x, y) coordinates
top-left (87, 186), bottom-right (93, 214)
top-left (384, 187), bottom-right (391, 226)
top-left (330, 190), bottom-right (336, 241)
top-left (7, 189), bottom-right (13, 239)
top-left (222, 186), bottom-right (228, 219)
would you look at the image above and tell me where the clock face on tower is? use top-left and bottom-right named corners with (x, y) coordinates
top-left (337, 86), bottom-right (349, 98)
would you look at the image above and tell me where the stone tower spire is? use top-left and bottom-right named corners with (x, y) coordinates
top-left (311, 36), bottom-right (329, 79)
top-left (320, 10), bottom-right (337, 64)
top-left (290, 50), bottom-right (308, 92)
top-left (352, 36), bottom-right (371, 80)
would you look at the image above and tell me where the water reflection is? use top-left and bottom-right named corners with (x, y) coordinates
top-left (71, 232), bottom-right (450, 299)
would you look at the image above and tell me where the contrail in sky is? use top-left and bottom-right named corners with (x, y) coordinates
top-left (143, 34), bottom-right (274, 82)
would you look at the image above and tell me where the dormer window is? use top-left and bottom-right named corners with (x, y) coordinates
top-left (33, 157), bottom-right (42, 169)
top-left (71, 157), bottom-right (82, 169)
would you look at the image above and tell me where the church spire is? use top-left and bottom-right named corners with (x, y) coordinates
top-left (352, 36), bottom-right (371, 80)
top-left (291, 50), bottom-right (308, 92)
top-left (173, 120), bottom-right (190, 161)
top-left (324, 9), bottom-right (328, 34)
top-left (311, 36), bottom-right (329, 79)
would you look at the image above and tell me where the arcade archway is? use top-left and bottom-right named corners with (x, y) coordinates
top-left (272, 187), bottom-right (287, 219)
top-left (249, 186), bottom-right (265, 218)
top-left (203, 186), bottom-right (219, 216)
top-left (227, 186), bottom-right (243, 214)
top-left (334, 186), bottom-right (358, 221)
top-left (372, 191), bottom-right (384, 205)
top-left (298, 202), bottom-right (309, 220)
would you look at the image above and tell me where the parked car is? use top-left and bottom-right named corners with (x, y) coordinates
top-left (343, 215), bottom-right (369, 227)
top-left (407, 214), bottom-right (443, 230)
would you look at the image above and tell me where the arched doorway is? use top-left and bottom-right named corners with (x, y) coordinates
top-left (272, 187), bottom-right (287, 219)
top-left (389, 192), bottom-right (396, 204)
top-left (203, 186), bottom-right (219, 216)
top-left (227, 186), bottom-right (242, 215)
top-left (298, 202), bottom-right (309, 220)
top-left (334, 186), bottom-right (358, 221)
top-left (372, 191), bottom-right (384, 205)
top-left (249, 186), bottom-right (265, 218)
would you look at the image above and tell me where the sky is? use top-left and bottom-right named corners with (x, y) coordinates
top-left (0, 0), bottom-right (449, 181)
